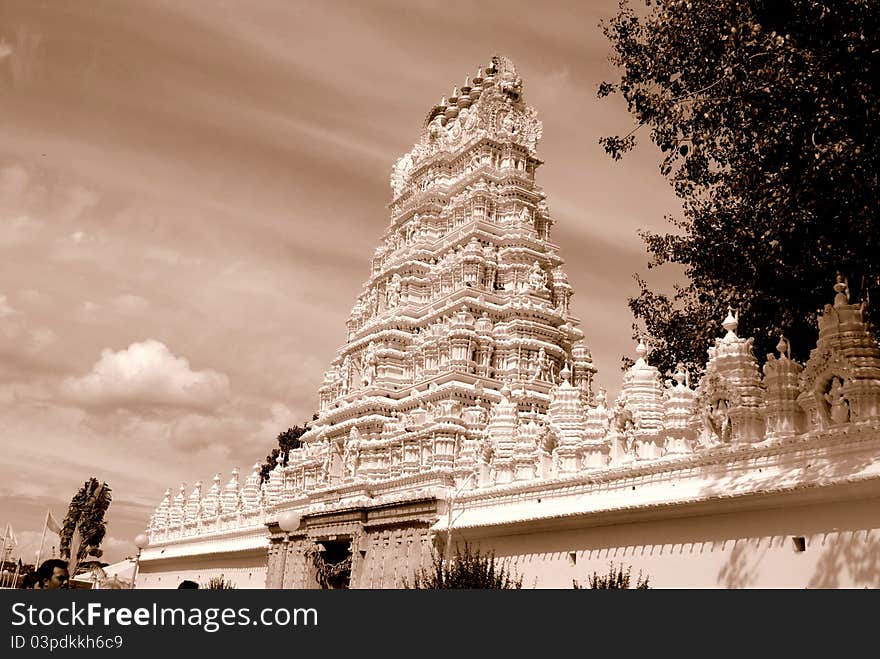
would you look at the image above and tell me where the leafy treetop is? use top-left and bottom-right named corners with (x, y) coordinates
top-left (60, 478), bottom-right (112, 570)
top-left (259, 425), bottom-right (309, 485)
top-left (600, 0), bottom-right (879, 375)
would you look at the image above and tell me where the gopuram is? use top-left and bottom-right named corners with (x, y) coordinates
top-left (138, 57), bottom-right (880, 589)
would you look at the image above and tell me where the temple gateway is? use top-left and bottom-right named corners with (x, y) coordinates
top-left (138, 57), bottom-right (880, 589)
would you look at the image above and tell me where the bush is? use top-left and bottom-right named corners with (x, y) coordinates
top-left (206, 576), bottom-right (236, 590)
top-left (405, 543), bottom-right (522, 589)
top-left (573, 563), bottom-right (650, 589)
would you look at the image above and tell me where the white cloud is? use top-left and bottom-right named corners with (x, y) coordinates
top-left (0, 215), bottom-right (44, 247)
top-left (0, 295), bottom-right (16, 318)
top-left (113, 294), bottom-right (150, 314)
top-left (62, 340), bottom-right (231, 412)
top-left (57, 185), bottom-right (99, 222)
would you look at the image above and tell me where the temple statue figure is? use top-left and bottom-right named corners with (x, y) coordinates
top-left (528, 261), bottom-right (547, 292)
top-left (364, 342), bottom-right (378, 385)
top-left (320, 440), bottom-right (336, 483)
top-left (825, 377), bottom-right (850, 425)
top-left (501, 111), bottom-right (517, 135)
top-left (340, 355), bottom-right (352, 395)
top-left (344, 433), bottom-right (360, 478)
top-left (531, 347), bottom-right (551, 382)
top-left (612, 399), bottom-right (635, 435)
top-left (705, 399), bottom-right (733, 443)
top-left (387, 274), bottom-right (402, 308)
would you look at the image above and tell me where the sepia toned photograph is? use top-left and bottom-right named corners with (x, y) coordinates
top-left (1, 0), bottom-right (878, 593)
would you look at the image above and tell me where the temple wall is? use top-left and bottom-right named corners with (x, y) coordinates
top-left (467, 494), bottom-right (880, 589)
top-left (136, 550), bottom-right (267, 590)
top-left (137, 488), bottom-right (880, 589)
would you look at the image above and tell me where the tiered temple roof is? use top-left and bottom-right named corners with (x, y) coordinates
top-left (145, 58), bottom-right (880, 546)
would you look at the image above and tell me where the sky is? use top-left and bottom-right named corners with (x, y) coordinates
top-left (0, 0), bottom-right (685, 565)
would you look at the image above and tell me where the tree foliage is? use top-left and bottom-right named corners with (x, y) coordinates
top-left (405, 544), bottom-right (523, 589)
top-left (573, 563), bottom-right (651, 589)
top-left (305, 544), bottom-right (352, 590)
top-left (60, 478), bottom-right (112, 568)
top-left (259, 425), bottom-right (308, 485)
top-left (600, 0), bottom-right (880, 375)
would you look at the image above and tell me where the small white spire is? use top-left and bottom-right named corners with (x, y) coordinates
top-left (559, 363), bottom-right (571, 382)
top-left (722, 307), bottom-right (739, 337)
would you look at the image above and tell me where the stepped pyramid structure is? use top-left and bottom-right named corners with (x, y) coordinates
top-left (139, 58), bottom-right (880, 589)
top-left (299, 54), bottom-right (597, 489)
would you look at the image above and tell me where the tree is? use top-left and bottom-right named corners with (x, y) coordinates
top-left (573, 562), bottom-right (651, 589)
top-left (259, 425), bottom-right (309, 484)
top-left (404, 543), bottom-right (523, 589)
top-left (599, 0), bottom-right (880, 375)
top-left (60, 478), bottom-right (112, 575)
top-left (304, 543), bottom-right (352, 590)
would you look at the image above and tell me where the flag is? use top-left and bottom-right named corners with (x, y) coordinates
top-left (46, 511), bottom-right (62, 535)
top-left (3, 523), bottom-right (16, 547)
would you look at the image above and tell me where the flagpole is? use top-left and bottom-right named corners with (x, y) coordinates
top-left (12, 558), bottom-right (21, 589)
top-left (35, 510), bottom-right (49, 569)
top-left (0, 525), bottom-right (10, 585)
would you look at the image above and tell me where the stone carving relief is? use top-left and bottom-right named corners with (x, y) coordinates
top-left (824, 376), bottom-right (850, 425)
top-left (705, 398), bottom-right (733, 444)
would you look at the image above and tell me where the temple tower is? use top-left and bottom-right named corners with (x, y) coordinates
top-left (298, 56), bottom-right (599, 489)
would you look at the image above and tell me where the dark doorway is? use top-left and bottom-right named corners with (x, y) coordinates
top-left (309, 540), bottom-right (352, 589)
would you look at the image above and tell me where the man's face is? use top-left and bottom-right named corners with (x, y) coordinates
top-left (43, 567), bottom-right (69, 589)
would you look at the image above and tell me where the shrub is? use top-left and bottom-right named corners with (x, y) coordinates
top-left (405, 543), bottom-right (522, 589)
top-left (573, 563), bottom-right (650, 589)
top-left (206, 576), bottom-right (236, 590)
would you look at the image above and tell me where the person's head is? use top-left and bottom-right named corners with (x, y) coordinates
top-left (177, 580), bottom-right (199, 589)
top-left (37, 559), bottom-right (69, 589)
top-left (21, 572), bottom-right (39, 589)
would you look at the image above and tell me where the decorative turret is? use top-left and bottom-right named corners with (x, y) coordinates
top-left (695, 309), bottom-right (765, 444)
top-left (571, 341), bottom-right (597, 404)
top-left (514, 416), bottom-right (540, 480)
top-left (221, 468), bottom-right (241, 514)
top-left (764, 337), bottom-right (805, 438)
top-left (169, 483), bottom-right (186, 527)
top-left (150, 488), bottom-right (171, 532)
top-left (798, 274), bottom-right (880, 428)
top-left (241, 463), bottom-right (262, 511)
top-left (487, 384), bottom-right (518, 483)
top-left (548, 365), bottom-right (589, 473)
top-left (202, 474), bottom-right (221, 518)
top-left (663, 364), bottom-right (698, 454)
top-left (552, 266), bottom-right (573, 316)
top-left (185, 481), bottom-right (202, 522)
top-left (585, 387), bottom-right (610, 441)
top-left (265, 453), bottom-right (285, 505)
top-left (616, 340), bottom-right (665, 459)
